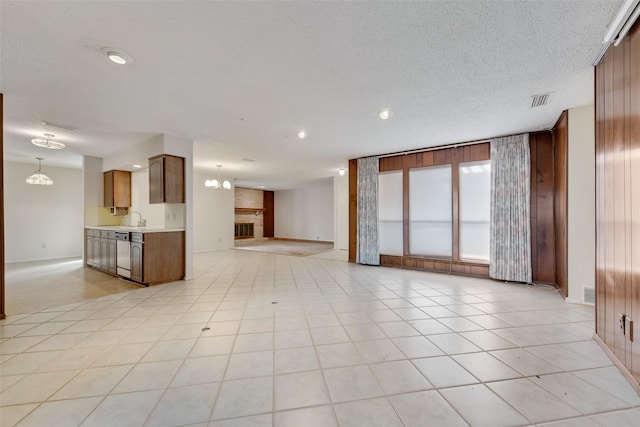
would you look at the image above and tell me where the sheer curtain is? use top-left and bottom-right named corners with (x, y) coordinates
top-left (357, 156), bottom-right (380, 265)
top-left (489, 134), bottom-right (532, 283)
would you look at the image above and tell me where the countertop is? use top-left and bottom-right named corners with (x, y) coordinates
top-left (85, 225), bottom-right (185, 233)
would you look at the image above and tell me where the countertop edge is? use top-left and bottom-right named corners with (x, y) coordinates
top-left (85, 226), bottom-right (185, 233)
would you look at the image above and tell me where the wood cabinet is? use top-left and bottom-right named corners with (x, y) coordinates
top-left (86, 228), bottom-right (184, 286)
top-left (86, 229), bottom-right (101, 267)
top-left (149, 155), bottom-right (184, 203)
top-left (104, 170), bottom-right (131, 207)
top-left (99, 230), bottom-right (117, 274)
top-left (85, 229), bottom-right (116, 274)
top-left (130, 231), bottom-right (184, 285)
top-left (130, 236), bottom-right (143, 283)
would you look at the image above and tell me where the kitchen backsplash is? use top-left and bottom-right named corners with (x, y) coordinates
top-left (84, 207), bottom-right (122, 226)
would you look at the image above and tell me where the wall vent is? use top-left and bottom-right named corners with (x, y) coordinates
top-left (583, 286), bottom-right (596, 305)
top-left (530, 93), bottom-right (551, 108)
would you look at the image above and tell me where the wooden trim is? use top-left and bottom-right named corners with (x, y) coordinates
top-left (234, 207), bottom-right (266, 213)
top-left (593, 333), bottom-right (640, 395)
top-left (0, 93), bottom-right (4, 319)
top-left (380, 255), bottom-right (489, 278)
top-left (348, 159), bottom-right (358, 262)
top-left (552, 110), bottom-right (568, 297)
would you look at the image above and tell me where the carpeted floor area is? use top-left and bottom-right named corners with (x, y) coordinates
top-left (234, 240), bottom-right (335, 257)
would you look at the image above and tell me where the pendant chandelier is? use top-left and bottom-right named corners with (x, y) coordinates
top-left (26, 157), bottom-right (53, 185)
top-left (205, 164), bottom-right (231, 190)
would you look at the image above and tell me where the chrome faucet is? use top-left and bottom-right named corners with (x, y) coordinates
top-left (130, 211), bottom-right (146, 227)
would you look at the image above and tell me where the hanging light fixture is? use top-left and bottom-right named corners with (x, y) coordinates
top-left (205, 165), bottom-right (231, 190)
top-left (32, 133), bottom-right (65, 150)
top-left (26, 157), bottom-right (53, 185)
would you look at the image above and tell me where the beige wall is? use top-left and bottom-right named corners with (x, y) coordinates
top-left (567, 104), bottom-right (595, 304)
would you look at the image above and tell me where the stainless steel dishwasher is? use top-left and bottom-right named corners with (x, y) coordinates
top-left (115, 232), bottom-right (131, 278)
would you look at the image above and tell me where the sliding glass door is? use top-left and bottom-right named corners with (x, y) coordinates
top-left (409, 165), bottom-right (452, 257)
top-left (378, 171), bottom-right (403, 255)
top-left (459, 160), bottom-right (491, 262)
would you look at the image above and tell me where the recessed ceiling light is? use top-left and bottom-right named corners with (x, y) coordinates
top-left (297, 130), bottom-right (306, 139)
top-left (338, 168), bottom-right (346, 176)
top-left (378, 110), bottom-right (391, 120)
top-left (102, 47), bottom-right (133, 65)
top-left (133, 164), bottom-right (142, 168)
top-left (32, 133), bottom-right (65, 150)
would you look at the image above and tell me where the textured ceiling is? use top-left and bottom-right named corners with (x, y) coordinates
top-left (1, 1), bottom-right (622, 189)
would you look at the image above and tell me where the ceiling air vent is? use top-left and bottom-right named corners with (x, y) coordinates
top-left (530, 93), bottom-right (551, 108)
top-left (41, 121), bottom-right (77, 131)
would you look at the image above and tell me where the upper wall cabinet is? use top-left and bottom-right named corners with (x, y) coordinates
top-left (149, 154), bottom-right (185, 204)
top-left (104, 170), bottom-right (131, 207)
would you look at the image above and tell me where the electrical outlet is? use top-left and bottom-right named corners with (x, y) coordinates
top-left (619, 313), bottom-right (626, 335)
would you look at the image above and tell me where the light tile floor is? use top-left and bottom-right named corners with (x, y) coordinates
top-left (1, 250), bottom-right (639, 427)
top-left (5, 258), bottom-right (141, 315)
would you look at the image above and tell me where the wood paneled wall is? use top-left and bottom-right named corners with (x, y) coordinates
top-left (348, 158), bottom-right (357, 262)
top-left (595, 21), bottom-right (640, 390)
top-left (553, 112), bottom-right (568, 296)
top-left (350, 134), bottom-right (562, 286)
top-left (529, 131), bottom-right (557, 285)
top-left (379, 143), bottom-right (491, 277)
top-left (263, 191), bottom-right (274, 238)
top-left (1, 93), bottom-right (4, 319)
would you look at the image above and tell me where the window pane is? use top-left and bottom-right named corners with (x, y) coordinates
top-left (459, 160), bottom-right (491, 261)
top-left (378, 171), bottom-right (403, 255)
top-left (409, 165), bottom-right (452, 257)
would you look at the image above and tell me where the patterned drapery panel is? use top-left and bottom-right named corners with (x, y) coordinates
top-left (489, 134), bottom-right (532, 283)
top-left (356, 156), bottom-right (380, 265)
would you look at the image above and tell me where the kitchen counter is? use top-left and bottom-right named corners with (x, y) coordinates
top-left (85, 226), bottom-right (185, 286)
top-left (85, 225), bottom-right (185, 233)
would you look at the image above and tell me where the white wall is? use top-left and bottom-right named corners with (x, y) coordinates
top-left (125, 169), bottom-right (165, 227)
top-left (275, 178), bottom-right (334, 242)
top-left (193, 169), bottom-right (235, 252)
top-left (5, 161), bottom-right (83, 263)
top-left (567, 105), bottom-right (596, 304)
top-left (334, 173), bottom-right (349, 249)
